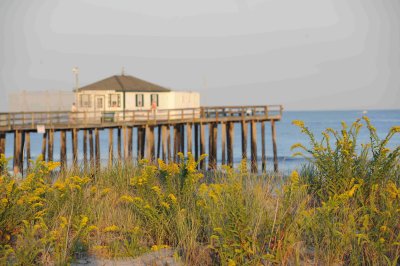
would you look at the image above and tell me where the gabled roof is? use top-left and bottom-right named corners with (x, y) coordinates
top-left (76, 75), bottom-right (171, 93)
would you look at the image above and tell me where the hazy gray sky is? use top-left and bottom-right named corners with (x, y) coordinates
top-left (0, 0), bottom-right (399, 111)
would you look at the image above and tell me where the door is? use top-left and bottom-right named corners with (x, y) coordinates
top-left (94, 95), bottom-right (105, 121)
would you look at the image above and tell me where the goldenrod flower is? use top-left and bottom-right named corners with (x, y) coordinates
top-left (292, 120), bottom-right (305, 127)
top-left (161, 202), bottom-right (170, 210)
top-left (119, 195), bottom-right (134, 203)
top-left (168, 193), bottom-right (177, 203)
top-left (103, 225), bottom-right (120, 233)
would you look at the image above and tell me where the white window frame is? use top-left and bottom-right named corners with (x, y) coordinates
top-left (80, 94), bottom-right (91, 108)
top-left (108, 94), bottom-right (121, 107)
top-left (136, 94), bottom-right (144, 107)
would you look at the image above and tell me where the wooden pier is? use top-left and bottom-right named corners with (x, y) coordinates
top-left (0, 105), bottom-right (283, 174)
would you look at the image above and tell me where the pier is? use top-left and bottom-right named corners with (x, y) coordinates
top-left (0, 105), bottom-right (283, 174)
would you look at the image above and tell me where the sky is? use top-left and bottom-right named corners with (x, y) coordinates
top-left (0, 0), bottom-right (399, 111)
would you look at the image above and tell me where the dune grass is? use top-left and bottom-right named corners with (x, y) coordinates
top-left (0, 117), bottom-right (399, 265)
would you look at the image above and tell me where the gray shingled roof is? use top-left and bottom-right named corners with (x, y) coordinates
top-left (76, 75), bottom-right (171, 92)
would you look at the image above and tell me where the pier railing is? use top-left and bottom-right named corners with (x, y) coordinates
top-left (0, 105), bottom-right (283, 131)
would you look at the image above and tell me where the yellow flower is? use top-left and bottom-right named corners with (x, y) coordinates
top-left (290, 171), bottom-right (300, 184)
top-left (60, 216), bottom-right (68, 228)
top-left (292, 120), bottom-right (305, 127)
top-left (87, 225), bottom-right (98, 232)
top-left (80, 216), bottom-right (89, 227)
top-left (161, 202), bottom-right (170, 210)
top-left (168, 194), bottom-right (177, 203)
top-left (380, 226), bottom-right (387, 233)
top-left (103, 225), bottom-right (120, 233)
top-left (100, 188), bottom-right (111, 196)
top-left (379, 238), bottom-right (385, 244)
top-left (151, 186), bottom-right (162, 195)
top-left (227, 259), bottom-right (236, 266)
top-left (119, 195), bottom-right (134, 203)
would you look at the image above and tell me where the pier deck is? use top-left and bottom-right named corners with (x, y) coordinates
top-left (0, 105), bottom-right (283, 174)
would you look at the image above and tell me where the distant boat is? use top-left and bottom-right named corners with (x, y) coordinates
top-left (362, 110), bottom-right (368, 114)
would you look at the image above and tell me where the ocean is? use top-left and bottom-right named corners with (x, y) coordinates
top-left (3, 110), bottom-right (400, 173)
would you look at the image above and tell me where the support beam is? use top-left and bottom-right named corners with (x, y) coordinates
top-left (251, 121), bottom-right (258, 173)
top-left (161, 125), bottom-right (168, 161)
top-left (271, 120), bottom-right (278, 172)
top-left (128, 127), bottom-right (133, 161)
top-left (95, 128), bottom-right (100, 170)
top-left (173, 125), bottom-right (179, 161)
top-left (25, 132), bottom-right (30, 170)
top-left (208, 123), bottom-right (218, 170)
top-left (83, 130), bottom-right (88, 170)
top-left (227, 122), bottom-right (234, 167)
top-left (117, 128), bottom-right (122, 161)
top-left (137, 127), bottom-right (143, 160)
top-left (48, 129), bottom-right (54, 162)
top-left (157, 125), bottom-right (162, 159)
top-left (89, 129), bottom-right (94, 170)
top-left (180, 124), bottom-right (185, 155)
top-left (123, 127), bottom-right (128, 160)
top-left (41, 131), bottom-right (47, 161)
top-left (13, 131), bottom-right (23, 175)
top-left (194, 124), bottom-right (199, 162)
top-left (186, 123), bottom-right (192, 154)
top-left (261, 122), bottom-right (266, 173)
top-left (241, 121), bottom-right (248, 160)
top-left (146, 126), bottom-right (155, 161)
top-left (221, 122), bottom-right (226, 165)
top-left (109, 128), bottom-right (114, 167)
top-left (0, 133), bottom-right (5, 156)
top-left (72, 129), bottom-right (78, 168)
top-left (168, 126), bottom-right (172, 163)
top-left (200, 123), bottom-right (206, 170)
top-left (60, 131), bottom-right (67, 169)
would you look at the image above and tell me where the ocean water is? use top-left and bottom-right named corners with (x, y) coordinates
top-left (3, 110), bottom-right (400, 173)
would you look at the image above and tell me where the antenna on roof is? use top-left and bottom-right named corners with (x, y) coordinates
top-left (121, 66), bottom-right (125, 76)
top-left (72, 67), bottom-right (79, 90)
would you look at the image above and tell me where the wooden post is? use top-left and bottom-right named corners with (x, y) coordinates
top-left (109, 128), bottom-right (114, 167)
top-left (251, 120), bottom-right (258, 173)
top-left (141, 127), bottom-right (146, 159)
top-left (168, 126), bottom-right (172, 162)
top-left (157, 125), bottom-right (162, 159)
top-left (95, 128), bottom-right (100, 170)
top-left (271, 120), bottom-right (278, 172)
top-left (161, 125), bottom-right (168, 161)
top-left (25, 132), bottom-right (31, 170)
top-left (194, 124), bottom-right (199, 162)
top-left (241, 121), bottom-right (248, 160)
top-left (117, 127), bottom-right (122, 161)
top-left (89, 129), bottom-right (94, 170)
top-left (186, 123), bottom-right (192, 154)
top-left (146, 126), bottom-right (155, 161)
top-left (227, 122), bottom-right (234, 167)
top-left (137, 127), bottom-right (143, 160)
top-left (13, 131), bottom-right (24, 175)
top-left (48, 129), bottom-right (54, 162)
top-left (209, 123), bottom-right (217, 170)
top-left (200, 123), bottom-right (206, 170)
top-left (221, 122), bottom-right (226, 165)
top-left (0, 133), bottom-right (5, 156)
top-left (180, 124), bottom-right (185, 155)
top-left (261, 122), bottom-right (266, 173)
top-left (41, 130), bottom-right (47, 161)
top-left (83, 130), bottom-right (88, 170)
top-left (72, 129), bottom-right (78, 168)
top-left (128, 127), bottom-right (133, 160)
top-left (173, 125), bottom-right (179, 161)
top-left (60, 130), bottom-right (67, 169)
top-left (123, 127), bottom-right (128, 160)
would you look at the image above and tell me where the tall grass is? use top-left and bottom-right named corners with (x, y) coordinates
top-left (0, 117), bottom-right (399, 265)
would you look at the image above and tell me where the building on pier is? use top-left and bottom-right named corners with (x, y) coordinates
top-left (74, 74), bottom-right (200, 114)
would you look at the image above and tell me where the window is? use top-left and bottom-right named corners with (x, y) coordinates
top-left (108, 94), bottom-right (121, 107)
top-left (80, 94), bottom-right (91, 108)
top-left (151, 94), bottom-right (159, 107)
top-left (136, 94), bottom-right (144, 107)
